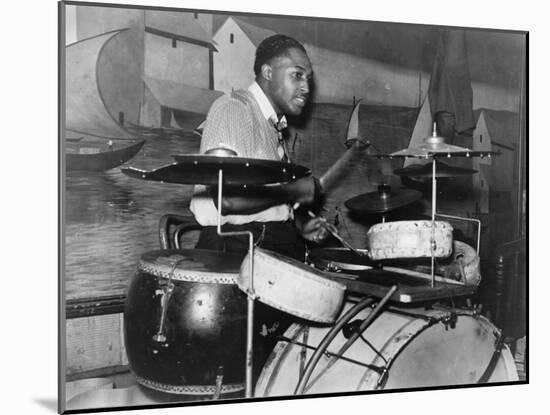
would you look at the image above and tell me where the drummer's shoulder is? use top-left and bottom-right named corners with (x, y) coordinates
top-left (208, 90), bottom-right (253, 119)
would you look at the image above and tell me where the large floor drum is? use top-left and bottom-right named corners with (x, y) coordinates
top-left (124, 249), bottom-right (246, 396)
top-left (255, 302), bottom-right (518, 396)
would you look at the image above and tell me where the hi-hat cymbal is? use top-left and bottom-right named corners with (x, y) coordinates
top-left (344, 184), bottom-right (422, 214)
top-left (121, 154), bottom-right (310, 185)
top-left (368, 127), bottom-right (500, 159)
top-left (393, 161), bottom-right (477, 179)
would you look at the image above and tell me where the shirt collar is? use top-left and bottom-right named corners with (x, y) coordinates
top-left (248, 82), bottom-right (287, 129)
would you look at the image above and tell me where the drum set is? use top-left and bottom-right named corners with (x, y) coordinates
top-left (121, 125), bottom-right (518, 401)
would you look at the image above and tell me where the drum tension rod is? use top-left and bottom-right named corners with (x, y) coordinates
top-left (212, 366), bottom-right (224, 400)
top-left (277, 335), bottom-right (385, 375)
top-left (153, 259), bottom-right (184, 343)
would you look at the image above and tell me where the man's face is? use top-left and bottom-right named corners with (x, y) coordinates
top-left (264, 48), bottom-right (313, 117)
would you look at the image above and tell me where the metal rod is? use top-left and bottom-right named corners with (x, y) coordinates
top-left (294, 297), bottom-right (377, 395)
top-left (302, 285), bottom-right (397, 393)
top-left (435, 213), bottom-right (482, 255)
top-left (382, 266), bottom-right (465, 286)
top-left (431, 159), bottom-right (437, 288)
top-left (216, 169), bottom-right (255, 398)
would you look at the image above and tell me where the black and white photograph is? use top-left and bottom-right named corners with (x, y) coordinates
top-left (48, 0), bottom-right (536, 413)
top-left (57, 0), bottom-right (530, 412)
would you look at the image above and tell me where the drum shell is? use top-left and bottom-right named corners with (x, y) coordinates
top-left (124, 250), bottom-right (247, 394)
top-left (239, 248), bottom-right (346, 324)
top-left (366, 220), bottom-right (453, 260)
top-left (255, 303), bottom-right (518, 396)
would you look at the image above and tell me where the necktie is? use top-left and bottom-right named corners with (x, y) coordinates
top-left (271, 115), bottom-right (290, 163)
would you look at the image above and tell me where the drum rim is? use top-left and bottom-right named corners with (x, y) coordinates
top-left (367, 220), bottom-right (453, 234)
top-left (138, 249), bottom-right (241, 284)
top-left (133, 372), bottom-right (245, 395)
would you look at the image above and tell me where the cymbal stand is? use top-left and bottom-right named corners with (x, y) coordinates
top-left (216, 169), bottom-right (256, 398)
top-left (431, 158), bottom-right (437, 287)
top-left (435, 213), bottom-right (481, 255)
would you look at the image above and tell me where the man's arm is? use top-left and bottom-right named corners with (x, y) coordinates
top-left (211, 175), bottom-right (321, 215)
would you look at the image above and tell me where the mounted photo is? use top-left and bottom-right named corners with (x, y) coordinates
top-left (59, 0), bottom-right (527, 413)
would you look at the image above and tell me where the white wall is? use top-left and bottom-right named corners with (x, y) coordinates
top-left (213, 18), bottom-right (257, 93)
top-left (144, 32), bottom-right (210, 87)
top-left (305, 43), bottom-right (430, 106)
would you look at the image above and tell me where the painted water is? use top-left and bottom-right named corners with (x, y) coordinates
top-left (63, 103), bottom-right (426, 301)
top-left (64, 135), bottom-right (200, 300)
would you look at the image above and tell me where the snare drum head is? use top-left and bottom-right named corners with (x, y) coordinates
top-left (308, 247), bottom-right (373, 271)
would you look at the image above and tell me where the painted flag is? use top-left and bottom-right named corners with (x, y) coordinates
top-left (428, 30), bottom-right (475, 134)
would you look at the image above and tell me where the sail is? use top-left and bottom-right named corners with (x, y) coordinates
top-left (345, 99), bottom-right (362, 145)
top-left (65, 28), bottom-right (143, 139)
top-left (403, 96), bottom-right (433, 167)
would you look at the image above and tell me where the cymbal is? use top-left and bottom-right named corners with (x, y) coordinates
top-left (393, 161), bottom-right (477, 179)
top-left (121, 154), bottom-right (311, 185)
top-left (367, 128), bottom-right (500, 159)
top-left (344, 184), bottom-right (422, 214)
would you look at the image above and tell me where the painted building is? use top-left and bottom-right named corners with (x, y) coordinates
top-left (140, 11), bottom-right (219, 128)
top-left (213, 17), bottom-right (276, 93)
top-left (67, 6), bottom-right (218, 130)
top-left (213, 17), bottom-right (520, 112)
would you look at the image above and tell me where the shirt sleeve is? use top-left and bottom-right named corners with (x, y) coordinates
top-left (199, 97), bottom-right (254, 157)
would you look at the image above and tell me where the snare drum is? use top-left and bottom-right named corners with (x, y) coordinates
top-left (367, 220), bottom-right (453, 260)
top-left (255, 302), bottom-right (518, 396)
top-left (124, 249), bottom-right (247, 396)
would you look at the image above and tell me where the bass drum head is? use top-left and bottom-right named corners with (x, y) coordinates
top-left (255, 303), bottom-right (518, 396)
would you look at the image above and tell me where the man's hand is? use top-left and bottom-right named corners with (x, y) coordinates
top-left (297, 216), bottom-right (333, 243)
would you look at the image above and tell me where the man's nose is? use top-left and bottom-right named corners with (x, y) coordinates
top-left (300, 79), bottom-right (310, 94)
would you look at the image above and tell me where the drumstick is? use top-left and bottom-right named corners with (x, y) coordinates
top-left (382, 266), bottom-right (466, 286)
top-left (306, 211), bottom-right (368, 257)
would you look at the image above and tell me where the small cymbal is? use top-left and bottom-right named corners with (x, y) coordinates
top-left (122, 154), bottom-right (310, 185)
top-left (345, 184), bottom-right (422, 214)
top-left (368, 126), bottom-right (500, 159)
top-left (393, 161), bottom-right (477, 179)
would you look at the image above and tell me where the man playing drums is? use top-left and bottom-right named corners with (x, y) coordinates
top-left (189, 34), bottom-right (331, 381)
top-left (190, 34), bottom-right (330, 260)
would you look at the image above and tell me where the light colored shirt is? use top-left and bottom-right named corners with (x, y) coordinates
top-left (189, 82), bottom-right (292, 226)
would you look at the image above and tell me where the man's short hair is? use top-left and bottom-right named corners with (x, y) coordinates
top-left (253, 34), bottom-right (307, 76)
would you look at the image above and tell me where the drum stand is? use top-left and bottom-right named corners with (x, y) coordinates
top-left (215, 169), bottom-right (256, 398)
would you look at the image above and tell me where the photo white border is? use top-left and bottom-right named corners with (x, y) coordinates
top-left (4, 0), bottom-right (543, 414)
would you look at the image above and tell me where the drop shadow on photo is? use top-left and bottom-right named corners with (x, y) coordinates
top-left (34, 398), bottom-right (57, 412)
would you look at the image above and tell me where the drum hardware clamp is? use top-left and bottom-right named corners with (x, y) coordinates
top-left (212, 366), bottom-right (225, 400)
top-left (152, 259), bottom-right (183, 343)
top-left (297, 286), bottom-right (397, 394)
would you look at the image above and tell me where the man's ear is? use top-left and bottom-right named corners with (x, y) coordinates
top-left (260, 63), bottom-right (272, 81)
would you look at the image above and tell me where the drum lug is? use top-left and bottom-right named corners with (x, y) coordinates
top-left (152, 282), bottom-right (175, 343)
top-left (212, 366), bottom-right (224, 400)
top-left (441, 311), bottom-right (458, 330)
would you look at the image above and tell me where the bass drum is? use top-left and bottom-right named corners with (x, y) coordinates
top-left (255, 302), bottom-right (518, 396)
top-left (124, 249), bottom-right (247, 396)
